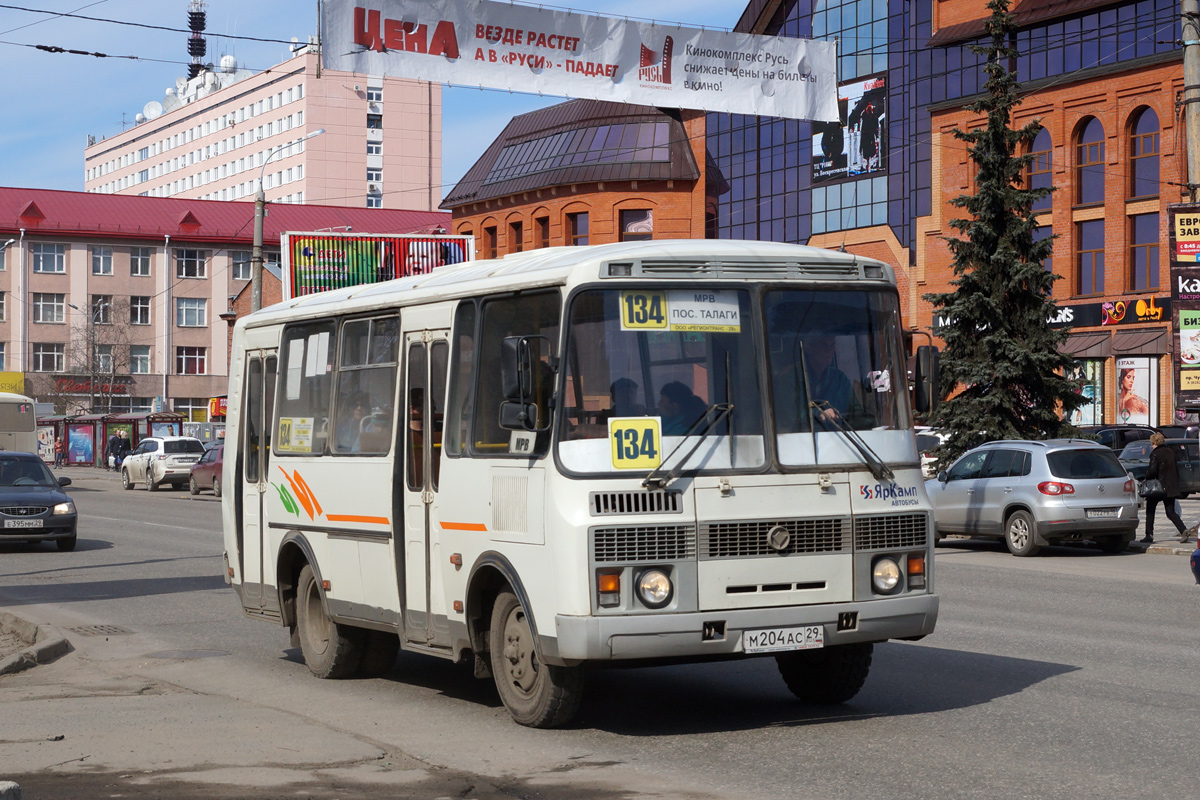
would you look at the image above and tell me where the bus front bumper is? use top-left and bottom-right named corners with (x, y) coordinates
top-left (545, 593), bottom-right (939, 665)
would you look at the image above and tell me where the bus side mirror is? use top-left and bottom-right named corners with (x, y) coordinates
top-left (499, 401), bottom-right (541, 431)
top-left (499, 334), bottom-right (553, 433)
top-left (500, 336), bottom-right (532, 402)
top-left (915, 345), bottom-right (940, 414)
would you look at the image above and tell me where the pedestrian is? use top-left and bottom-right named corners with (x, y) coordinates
top-left (1142, 432), bottom-right (1189, 544)
top-left (53, 436), bottom-right (65, 469)
top-left (105, 430), bottom-right (121, 471)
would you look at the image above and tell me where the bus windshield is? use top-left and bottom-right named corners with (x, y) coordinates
top-left (766, 288), bottom-right (909, 464)
top-left (558, 288), bottom-right (764, 474)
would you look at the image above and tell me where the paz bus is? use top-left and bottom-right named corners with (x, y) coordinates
top-left (0, 392), bottom-right (39, 454)
top-left (221, 239), bottom-right (939, 727)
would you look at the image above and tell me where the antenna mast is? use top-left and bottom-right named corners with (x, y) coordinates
top-left (187, 0), bottom-right (207, 79)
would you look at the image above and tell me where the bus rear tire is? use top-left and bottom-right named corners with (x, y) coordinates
top-left (489, 590), bottom-right (582, 728)
top-left (296, 565), bottom-right (363, 679)
top-left (776, 642), bottom-right (873, 704)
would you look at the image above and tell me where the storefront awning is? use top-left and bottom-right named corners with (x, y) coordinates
top-left (1112, 327), bottom-right (1168, 356)
top-left (1060, 331), bottom-right (1111, 358)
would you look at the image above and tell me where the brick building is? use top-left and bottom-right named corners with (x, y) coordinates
top-left (441, 100), bottom-right (712, 250)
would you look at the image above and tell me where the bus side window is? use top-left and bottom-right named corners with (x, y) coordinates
top-left (332, 315), bottom-right (398, 455)
top-left (444, 301), bottom-right (476, 457)
top-left (275, 321), bottom-right (336, 456)
top-left (472, 291), bottom-right (560, 456)
top-left (430, 340), bottom-right (448, 488)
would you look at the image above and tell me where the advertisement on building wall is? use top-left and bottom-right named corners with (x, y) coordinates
top-left (281, 232), bottom-right (474, 301)
top-left (0, 371), bottom-right (25, 394)
top-left (321, 0), bottom-right (838, 121)
top-left (1067, 361), bottom-right (1104, 426)
top-left (811, 75), bottom-right (886, 183)
top-left (1170, 204), bottom-right (1200, 409)
top-left (1116, 356), bottom-right (1155, 425)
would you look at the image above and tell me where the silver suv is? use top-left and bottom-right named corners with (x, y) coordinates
top-left (926, 439), bottom-right (1138, 556)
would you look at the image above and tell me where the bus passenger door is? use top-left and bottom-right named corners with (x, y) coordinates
top-left (400, 329), bottom-right (451, 646)
top-left (239, 350), bottom-right (278, 612)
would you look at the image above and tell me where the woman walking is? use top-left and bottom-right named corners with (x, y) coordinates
top-left (1142, 433), bottom-right (1189, 544)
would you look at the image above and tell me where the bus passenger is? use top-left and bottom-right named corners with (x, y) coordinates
top-left (335, 394), bottom-right (371, 452)
top-left (597, 378), bottom-right (646, 424)
top-left (658, 382), bottom-right (708, 435)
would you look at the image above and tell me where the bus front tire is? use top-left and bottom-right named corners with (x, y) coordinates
top-left (296, 564), bottom-right (363, 679)
top-left (489, 590), bottom-right (582, 728)
top-left (776, 642), bottom-right (873, 704)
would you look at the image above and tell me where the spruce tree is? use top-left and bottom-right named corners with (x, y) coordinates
top-left (924, 0), bottom-right (1082, 463)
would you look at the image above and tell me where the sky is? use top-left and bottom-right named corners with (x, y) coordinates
top-left (0, 0), bottom-right (737, 205)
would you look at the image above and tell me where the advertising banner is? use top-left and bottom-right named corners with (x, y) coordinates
top-left (322, 0), bottom-right (838, 122)
top-left (1170, 204), bottom-right (1200, 409)
top-left (1116, 356), bottom-right (1154, 425)
top-left (281, 232), bottom-right (474, 300)
top-left (812, 75), bottom-right (886, 183)
top-left (66, 424), bottom-right (93, 465)
top-left (1067, 361), bottom-right (1103, 426)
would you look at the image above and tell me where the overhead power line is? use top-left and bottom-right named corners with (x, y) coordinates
top-left (0, 3), bottom-right (297, 45)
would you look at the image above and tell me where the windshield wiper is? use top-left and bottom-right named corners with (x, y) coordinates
top-left (810, 400), bottom-right (894, 482)
top-left (642, 403), bottom-right (734, 490)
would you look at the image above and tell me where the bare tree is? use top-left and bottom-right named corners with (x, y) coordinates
top-left (67, 298), bottom-right (136, 414)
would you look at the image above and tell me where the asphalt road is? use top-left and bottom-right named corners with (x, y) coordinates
top-left (1, 468), bottom-right (1198, 799)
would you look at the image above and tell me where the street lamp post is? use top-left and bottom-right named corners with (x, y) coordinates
top-left (68, 301), bottom-right (109, 414)
top-left (252, 128), bottom-right (325, 312)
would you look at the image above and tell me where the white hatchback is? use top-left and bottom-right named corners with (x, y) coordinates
top-left (121, 436), bottom-right (206, 491)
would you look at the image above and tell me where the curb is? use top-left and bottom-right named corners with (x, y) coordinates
top-left (0, 612), bottom-right (72, 676)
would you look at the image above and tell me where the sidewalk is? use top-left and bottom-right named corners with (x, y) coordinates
top-left (1128, 497), bottom-right (1200, 556)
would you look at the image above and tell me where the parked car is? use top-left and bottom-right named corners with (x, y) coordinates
top-left (121, 436), bottom-right (206, 491)
top-left (1117, 438), bottom-right (1200, 498)
top-left (1157, 424), bottom-right (1198, 439)
top-left (1077, 424), bottom-right (1158, 451)
top-left (915, 426), bottom-right (949, 478)
top-left (926, 439), bottom-right (1138, 556)
top-left (0, 452), bottom-right (77, 551)
top-left (189, 444), bottom-right (224, 497)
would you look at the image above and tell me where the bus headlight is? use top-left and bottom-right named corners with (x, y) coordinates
top-left (51, 501), bottom-right (75, 516)
top-left (871, 557), bottom-right (902, 594)
top-left (636, 568), bottom-right (673, 608)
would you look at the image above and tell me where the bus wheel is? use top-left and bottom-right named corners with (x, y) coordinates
top-left (296, 565), bottom-right (363, 679)
top-left (776, 642), bottom-right (873, 704)
top-left (357, 630), bottom-right (400, 678)
top-left (489, 591), bottom-right (582, 728)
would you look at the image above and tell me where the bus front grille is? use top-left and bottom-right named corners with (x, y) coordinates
top-left (699, 517), bottom-right (849, 559)
top-left (590, 490), bottom-right (683, 516)
top-left (591, 524), bottom-right (696, 563)
top-left (854, 512), bottom-right (929, 550)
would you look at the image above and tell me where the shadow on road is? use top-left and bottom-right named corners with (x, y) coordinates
top-left (0, 572), bottom-right (227, 605)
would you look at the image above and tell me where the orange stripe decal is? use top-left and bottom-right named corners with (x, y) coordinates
top-left (441, 522), bottom-right (488, 531)
top-left (326, 514), bottom-right (390, 525)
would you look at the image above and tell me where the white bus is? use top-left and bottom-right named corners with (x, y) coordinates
top-left (0, 392), bottom-right (39, 454)
top-left (222, 240), bottom-right (939, 727)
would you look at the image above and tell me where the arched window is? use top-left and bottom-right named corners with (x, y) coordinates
top-left (1129, 108), bottom-right (1160, 199)
top-left (1028, 127), bottom-right (1052, 212)
top-left (1076, 117), bottom-right (1105, 205)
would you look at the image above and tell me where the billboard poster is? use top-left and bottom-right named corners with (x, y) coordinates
top-left (322, 0), bottom-right (838, 122)
top-left (36, 426), bottom-right (54, 463)
top-left (812, 75), bottom-right (886, 183)
top-left (282, 232), bottom-right (474, 300)
top-left (67, 424), bottom-right (93, 465)
top-left (1067, 361), bottom-right (1103, 426)
top-left (1116, 357), bottom-right (1154, 425)
top-left (1169, 204), bottom-right (1200, 409)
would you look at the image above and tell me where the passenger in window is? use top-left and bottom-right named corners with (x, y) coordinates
top-left (597, 378), bottom-right (646, 424)
top-left (335, 393), bottom-right (372, 452)
top-left (803, 334), bottom-right (867, 426)
top-left (658, 381), bottom-right (708, 436)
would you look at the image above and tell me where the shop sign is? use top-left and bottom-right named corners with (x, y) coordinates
top-left (209, 397), bottom-right (228, 418)
top-left (932, 297), bottom-right (1170, 331)
top-left (1170, 204), bottom-right (1200, 409)
top-left (54, 377), bottom-right (130, 395)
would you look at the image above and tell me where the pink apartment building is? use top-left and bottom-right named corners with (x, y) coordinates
top-left (0, 187), bottom-right (448, 419)
top-left (83, 49), bottom-right (442, 212)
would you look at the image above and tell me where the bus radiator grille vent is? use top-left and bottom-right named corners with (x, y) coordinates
top-left (854, 513), bottom-right (929, 551)
top-left (591, 525), bottom-right (696, 563)
top-left (590, 490), bottom-right (682, 516)
top-left (700, 518), bottom-right (848, 559)
top-left (0, 506), bottom-right (48, 516)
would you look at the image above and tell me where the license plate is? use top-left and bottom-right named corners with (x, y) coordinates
top-left (176, 458), bottom-right (198, 464)
top-left (1086, 508), bottom-right (1119, 519)
top-left (742, 625), bottom-right (824, 654)
top-left (4, 519), bottom-right (43, 528)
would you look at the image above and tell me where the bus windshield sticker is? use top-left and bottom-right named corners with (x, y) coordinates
top-left (509, 430), bottom-right (536, 455)
top-left (608, 417), bottom-right (662, 470)
top-left (286, 344), bottom-right (304, 400)
top-left (618, 290), bottom-right (741, 333)
top-left (276, 417), bottom-right (314, 452)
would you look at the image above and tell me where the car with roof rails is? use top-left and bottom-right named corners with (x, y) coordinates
top-left (926, 438), bottom-right (1138, 556)
top-left (121, 435), bottom-right (206, 491)
top-left (1077, 424), bottom-right (1159, 452)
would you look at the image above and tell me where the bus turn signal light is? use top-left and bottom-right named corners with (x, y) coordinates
top-left (907, 554), bottom-right (926, 589)
top-left (598, 573), bottom-right (620, 593)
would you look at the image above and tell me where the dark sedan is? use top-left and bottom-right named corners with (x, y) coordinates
top-left (0, 452), bottom-right (77, 551)
top-left (188, 444), bottom-right (223, 497)
top-left (1117, 438), bottom-right (1200, 498)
